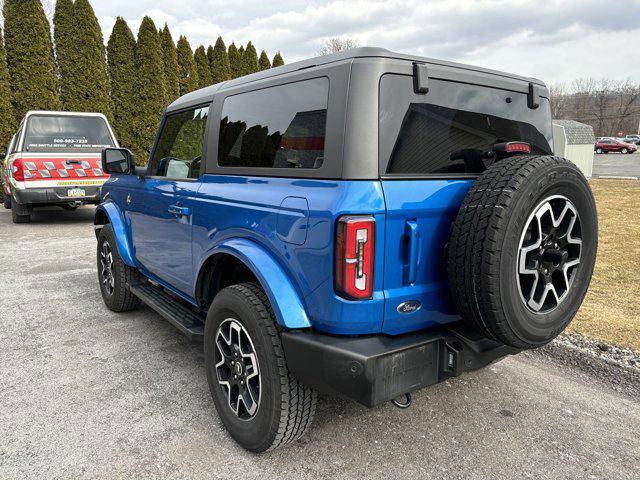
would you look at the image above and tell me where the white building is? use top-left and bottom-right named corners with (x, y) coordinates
top-left (552, 120), bottom-right (595, 178)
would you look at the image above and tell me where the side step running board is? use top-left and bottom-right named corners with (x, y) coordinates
top-left (129, 282), bottom-right (205, 342)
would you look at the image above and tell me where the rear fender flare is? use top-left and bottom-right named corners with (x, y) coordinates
top-left (94, 202), bottom-right (135, 267)
top-left (203, 238), bottom-right (311, 329)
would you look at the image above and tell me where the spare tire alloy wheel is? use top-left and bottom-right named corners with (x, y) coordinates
top-left (448, 155), bottom-right (598, 349)
top-left (517, 195), bottom-right (582, 313)
top-left (214, 318), bottom-right (261, 420)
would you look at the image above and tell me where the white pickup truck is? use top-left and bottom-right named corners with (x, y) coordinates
top-left (2, 110), bottom-right (118, 223)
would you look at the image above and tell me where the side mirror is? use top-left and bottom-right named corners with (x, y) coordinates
top-left (102, 148), bottom-right (135, 175)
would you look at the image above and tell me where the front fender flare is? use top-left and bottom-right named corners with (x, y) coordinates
top-left (95, 202), bottom-right (136, 267)
top-left (207, 238), bottom-right (312, 329)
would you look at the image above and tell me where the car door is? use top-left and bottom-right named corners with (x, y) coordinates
top-left (128, 105), bottom-right (210, 296)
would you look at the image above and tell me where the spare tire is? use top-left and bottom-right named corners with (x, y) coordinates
top-left (448, 155), bottom-right (597, 349)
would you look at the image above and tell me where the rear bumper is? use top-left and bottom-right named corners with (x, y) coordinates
top-left (281, 323), bottom-right (519, 407)
top-left (13, 186), bottom-right (101, 205)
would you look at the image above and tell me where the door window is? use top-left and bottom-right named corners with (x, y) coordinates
top-left (218, 77), bottom-right (329, 169)
top-left (147, 106), bottom-right (210, 179)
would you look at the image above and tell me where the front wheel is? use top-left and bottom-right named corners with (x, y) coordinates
top-left (97, 224), bottom-right (141, 312)
top-left (204, 283), bottom-right (317, 452)
top-left (595, 147), bottom-right (603, 154)
top-left (3, 194), bottom-right (11, 209)
top-left (621, 148), bottom-right (629, 154)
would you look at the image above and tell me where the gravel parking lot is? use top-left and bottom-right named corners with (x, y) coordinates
top-left (1, 206), bottom-right (638, 479)
top-left (593, 151), bottom-right (640, 178)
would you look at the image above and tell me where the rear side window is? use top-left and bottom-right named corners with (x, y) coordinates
top-left (148, 106), bottom-right (209, 179)
top-left (23, 115), bottom-right (115, 153)
top-left (218, 77), bottom-right (328, 169)
top-left (379, 75), bottom-right (553, 175)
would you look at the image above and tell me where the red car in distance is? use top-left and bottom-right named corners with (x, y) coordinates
top-left (594, 138), bottom-right (637, 154)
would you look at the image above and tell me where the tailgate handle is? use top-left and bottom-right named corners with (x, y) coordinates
top-left (168, 204), bottom-right (190, 217)
top-left (404, 220), bottom-right (419, 285)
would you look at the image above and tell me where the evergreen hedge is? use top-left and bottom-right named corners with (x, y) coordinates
top-left (3, 0), bottom-right (61, 119)
top-left (194, 46), bottom-right (212, 89)
top-left (209, 37), bottom-right (231, 84)
top-left (176, 36), bottom-right (199, 96)
top-left (107, 17), bottom-right (136, 152)
top-left (160, 25), bottom-right (180, 102)
top-left (132, 16), bottom-right (167, 164)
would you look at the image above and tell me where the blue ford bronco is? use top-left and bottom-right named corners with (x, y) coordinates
top-left (95, 48), bottom-right (597, 452)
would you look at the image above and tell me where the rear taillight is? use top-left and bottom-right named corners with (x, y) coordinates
top-left (12, 159), bottom-right (24, 181)
top-left (335, 216), bottom-right (375, 300)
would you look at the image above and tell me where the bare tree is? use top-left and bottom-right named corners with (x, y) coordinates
top-left (316, 37), bottom-right (359, 56)
top-left (549, 83), bottom-right (569, 119)
top-left (551, 77), bottom-right (640, 136)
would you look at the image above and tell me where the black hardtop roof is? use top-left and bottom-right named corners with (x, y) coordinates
top-left (168, 47), bottom-right (546, 112)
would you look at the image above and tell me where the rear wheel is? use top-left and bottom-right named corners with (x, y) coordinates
top-left (204, 282), bottom-right (317, 452)
top-left (448, 155), bottom-right (598, 349)
top-left (97, 224), bottom-right (141, 312)
top-left (11, 198), bottom-right (30, 223)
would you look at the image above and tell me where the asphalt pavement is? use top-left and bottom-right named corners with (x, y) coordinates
top-left (593, 151), bottom-right (640, 178)
top-left (0, 206), bottom-right (638, 479)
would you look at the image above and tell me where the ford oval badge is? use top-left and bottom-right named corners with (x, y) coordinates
top-left (397, 300), bottom-right (421, 314)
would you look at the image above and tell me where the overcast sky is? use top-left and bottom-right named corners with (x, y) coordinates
top-left (92, 0), bottom-right (640, 85)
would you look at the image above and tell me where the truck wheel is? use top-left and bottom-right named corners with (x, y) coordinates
top-left (448, 155), bottom-right (597, 349)
top-left (11, 199), bottom-right (30, 223)
top-left (97, 224), bottom-right (141, 312)
top-left (3, 194), bottom-right (11, 209)
top-left (204, 282), bottom-right (317, 452)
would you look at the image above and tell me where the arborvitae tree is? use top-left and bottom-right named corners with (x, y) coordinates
top-left (54, 0), bottom-right (112, 117)
top-left (0, 28), bottom-right (16, 149)
top-left (3, 0), bottom-right (61, 119)
top-left (272, 52), bottom-right (285, 68)
top-left (228, 42), bottom-right (242, 78)
top-left (132, 16), bottom-right (166, 164)
top-left (107, 17), bottom-right (136, 152)
top-left (194, 45), bottom-right (212, 89)
top-left (209, 36), bottom-right (231, 84)
top-left (53, 0), bottom-right (75, 107)
top-left (258, 50), bottom-right (271, 71)
top-left (159, 24), bottom-right (180, 102)
top-left (243, 41), bottom-right (259, 75)
top-left (176, 35), bottom-right (199, 95)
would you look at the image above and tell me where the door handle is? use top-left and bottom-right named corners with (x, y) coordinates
top-left (404, 220), bottom-right (419, 286)
top-left (168, 204), bottom-right (190, 216)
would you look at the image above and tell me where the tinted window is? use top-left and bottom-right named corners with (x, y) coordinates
top-left (24, 115), bottom-right (115, 153)
top-left (148, 106), bottom-right (209, 179)
top-left (379, 75), bottom-right (553, 175)
top-left (218, 77), bottom-right (329, 169)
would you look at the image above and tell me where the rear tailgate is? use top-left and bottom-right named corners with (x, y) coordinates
top-left (19, 154), bottom-right (108, 190)
top-left (379, 73), bottom-right (553, 335)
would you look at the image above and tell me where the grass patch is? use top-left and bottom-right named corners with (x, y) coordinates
top-left (568, 179), bottom-right (640, 350)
